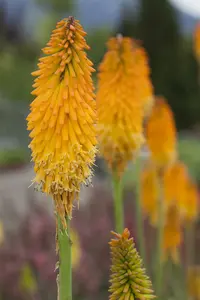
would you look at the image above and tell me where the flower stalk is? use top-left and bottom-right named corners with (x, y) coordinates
top-left (112, 173), bottom-right (124, 233)
top-left (154, 169), bottom-right (165, 297)
top-left (57, 216), bottom-right (72, 300)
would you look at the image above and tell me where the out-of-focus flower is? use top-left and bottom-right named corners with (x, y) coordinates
top-left (109, 228), bottom-right (155, 300)
top-left (163, 205), bottom-right (182, 263)
top-left (163, 161), bottom-right (189, 214)
top-left (141, 164), bottom-right (158, 222)
top-left (184, 180), bottom-right (199, 223)
top-left (134, 47), bottom-right (154, 115)
top-left (146, 97), bottom-right (177, 168)
top-left (27, 17), bottom-right (97, 227)
top-left (194, 23), bottom-right (200, 63)
top-left (187, 266), bottom-right (200, 300)
top-left (97, 36), bottom-right (153, 176)
top-left (140, 161), bottom-right (196, 228)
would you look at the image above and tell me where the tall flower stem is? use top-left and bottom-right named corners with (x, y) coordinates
top-left (57, 216), bottom-right (72, 300)
top-left (154, 169), bottom-right (165, 297)
top-left (135, 158), bottom-right (146, 265)
top-left (112, 173), bottom-right (124, 233)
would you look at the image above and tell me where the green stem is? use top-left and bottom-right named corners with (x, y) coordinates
top-left (154, 170), bottom-right (165, 298)
top-left (135, 158), bottom-right (146, 265)
top-left (57, 216), bottom-right (72, 300)
top-left (112, 173), bottom-right (124, 233)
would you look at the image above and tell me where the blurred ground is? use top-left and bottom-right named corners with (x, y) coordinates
top-left (0, 165), bottom-right (52, 233)
top-left (0, 165), bottom-right (105, 234)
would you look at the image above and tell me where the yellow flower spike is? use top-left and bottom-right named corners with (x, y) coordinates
top-left (27, 17), bottom-right (97, 228)
top-left (97, 36), bottom-right (153, 176)
top-left (141, 164), bottom-right (158, 221)
top-left (163, 161), bottom-right (189, 214)
top-left (194, 22), bottom-right (200, 63)
top-left (146, 97), bottom-right (177, 168)
top-left (188, 266), bottom-right (200, 300)
top-left (184, 179), bottom-right (199, 223)
top-left (141, 162), bottom-right (191, 227)
top-left (162, 205), bottom-right (182, 263)
top-left (133, 46), bottom-right (154, 115)
top-left (109, 229), bottom-right (155, 300)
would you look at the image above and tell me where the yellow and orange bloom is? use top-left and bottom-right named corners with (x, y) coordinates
top-left (187, 266), bottom-right (200, 300)
top-left (133, 47), bottom-right (154, 115)
top-left (163, 161), bottom-right (189, 213)
top-left (27, 17), bottom-right (97, 228)
top-left (141, 164), bottom-right (158, 222)
top-left (194, 22), bottom-right (200, 63)
top-left (184, 180), bottom-right (199, 223)
top-left (163, 205), bottom-right (182, 263)
top-left (97, 36), bottom-right (153, 176)
top-left (141, 161), bottom-right (194, 226)
top-left (109, 229), bottom-right (155, 300)
top-left (146, 97), bottom-right (177, 168)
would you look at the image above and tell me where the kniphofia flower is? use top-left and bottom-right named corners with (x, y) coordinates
top-left (184, 180), bottom-right (199, 223)
top-left (141, 164), bottom-right (158, 222)
top-left (133, 46), bottom-right (154, 115)
top-left (109, 229), bottom-right (155, 300)
top-left (194, 23), bottom-right (200, 63)
top-left (163, 205), bottom-right (182, 263)
top-left (163, 161), bottom-right (189, 214)
top-left (27, 17), bottom-right (97, 228)
top-left (146, 97), bottom-right (177, 168)
top-left (97, 36), bottom-right (152, 176)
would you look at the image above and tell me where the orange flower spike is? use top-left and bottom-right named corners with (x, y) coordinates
top-left (27, 17), bottom-right (97, 228)
top-left (146, 97), bottom-right (177, 168)
top-left (133, 47), bottom-right (154, 114)
top-left (194, 22), bottom-right (200, 63)
top-left (97, 36), bottom-right (147, 176)
top-left (184, 180), bottom-right (199, 223)
top-left (141, 164), bottom-right (158, 220)
top-left (163, 205), bottom-right (182, 263)
top-left (163, 161), bottom-right (189, 212)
